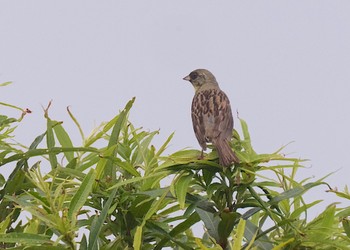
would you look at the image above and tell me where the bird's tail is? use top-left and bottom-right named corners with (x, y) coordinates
top-left (214, 139), bottom-right (239, 167)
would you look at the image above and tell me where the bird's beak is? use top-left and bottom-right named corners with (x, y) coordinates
top-left (183, 75), bottom-right (191, 81)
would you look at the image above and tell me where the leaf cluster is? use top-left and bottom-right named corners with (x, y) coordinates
top-left (1, 85), bottom-right (350, 249)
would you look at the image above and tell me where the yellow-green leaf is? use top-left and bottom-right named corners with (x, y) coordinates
top-left (175, 173), bottom-right (193, 209)
top-left (68, 169), bottom-right (96, 222)
top-left (133, 226), bottom-right (143, 250)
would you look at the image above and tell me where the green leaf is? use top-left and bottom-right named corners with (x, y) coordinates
top-left (103, 156), bottom-right (140, 177)
top-left (88, 188), bottom-right (118, 250)
top-left (67, 106), bottom-right (85, 141)
top-left (46, 118), bottom-right (58, 169)
top-left (175, 172), bottom-right (193, 209)
top-left (0, 210), bottom-right (13, 233)
top-left (336, 206), bottom-right (350, 218)
top-left (202, 168), bottom-right (216, 186)
top-left (155, 212), bottom-right (201, 249)
top-left (148, 221), bottom-right (194, 250)
top-left (80, 234), bottom-right (88, 250)
top-left (104, 97), bottom-right (135, 178)
top-left (4, 195), bottom-right (56, 229)
top-left (156, 132), bottom-right (174, 157)
top-left (195, 207), bottom-right (220, 243)
top-left (130, 196), bottom-right (154, 218)
top-left (244, 220), bottom-right (273, 249)
top-left (68, 169), bottom-right (96, 222)
top-left (233, 218), bottom-right (246, 250)
top-left (290, 200), bottom-right (322, 220)
top-left (133, 226), bottom-right (143, 250)
top-left (170, 212), bottom-right (200, 236)
top-left (53, 123), bottom-right (74, 162)
top-left (0, 233), bottom-right (50, 244)
top-left (1, 168), bottom-right (26, 198)
top-left (329, 189), bottom-right (350, 200)
top-left (131, 129), bottom-right (158, 166)
top-left (25, 246), bottom-right (68, 250)
top-left (144, 188), bottom-right (169, 222)
top-left (107, 171), bottom-right (165, 190)
top-left (0, 101), bottom-right (23, 112)
top-left (218, 212), bottom-right (240, 241)
top-left (0, 81), bottom-right (12, 87)
top-left (239, 118), bottom-right (256, 155)
top-left (272, 238), bottom-right (295, 250)
top-left (269, 182), bottom-right (327, 205)
top-left (94, 145), bottom-right (117, 189)
top-left (247, 186), bottom-right (275, 220)
top-left (320, 204), bottom-right (336, 228)
top-left (160, 149), bottom-right (202, 166)
top-left (29, 132), bottom-right (46, 149)
top-left (0, 147), bottom-right (99, 167)
top-left (342, 218), bottom-right (350, 239)
top-left (132, 189), bottom-right (169, 249)
top-left (23, 218), bottom-right (40, 234)
top-left (306, 204), bottom-right (337, 243)
top-left (186, 193), bottom-right (217, 213)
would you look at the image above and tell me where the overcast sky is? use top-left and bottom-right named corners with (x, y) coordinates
top-left (1, 2), bottom-right (350, 210)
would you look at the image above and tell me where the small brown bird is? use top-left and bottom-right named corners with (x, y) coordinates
top-left (183, 69), bottom-right (239, 166)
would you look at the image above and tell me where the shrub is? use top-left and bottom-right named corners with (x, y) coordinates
top-left (1, 84), bottom-right (350, 249)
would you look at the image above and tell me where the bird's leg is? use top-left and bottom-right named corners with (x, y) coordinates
top-left (198, 150), bottom-right (204, 160)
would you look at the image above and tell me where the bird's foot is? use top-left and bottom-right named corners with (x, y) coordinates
top-left (197, 150), bottom-right (204, 160)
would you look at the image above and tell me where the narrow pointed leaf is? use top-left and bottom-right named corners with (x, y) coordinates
top-left (53, 123), bottom-right (74, 162)
top-left (0, 233), bottom-right (50, 244)
top-left (0, 81), bottom-right (12, 87)
top-left (133, 226), bottom-right (143, 250)
top-left (195, 207), bottom-right (220, 242)
top-left (269, 182), bottom-right (327, 205)
top-left (233, 218), bottom-right (246, 250)
top-left (175, 172), bottom-right (193, 209)
top-left (68, 169), bottom-right (96, 222)
top-left (244, 220), bottom-right (273, 249)
top-left (155, 212), bottom-right (200, 249)
top-left (88, 188), bottom-right (118, 250)
top-left (104, 97), bottom-right (135, 179)
top-left (46, 118), bottom-right (58, 169)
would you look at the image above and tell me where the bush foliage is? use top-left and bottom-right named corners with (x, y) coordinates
top-left (1, 84), bottom-right (350, 249)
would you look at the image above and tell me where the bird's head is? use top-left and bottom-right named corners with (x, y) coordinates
top-left (183, 69), bottom-right (219, 91)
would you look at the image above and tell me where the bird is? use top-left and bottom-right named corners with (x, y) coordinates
top-left (183, 69), bottom-right (239, 166)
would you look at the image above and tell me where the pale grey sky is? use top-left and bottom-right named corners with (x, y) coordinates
top-left (1, 1), bottom-right (350, 209)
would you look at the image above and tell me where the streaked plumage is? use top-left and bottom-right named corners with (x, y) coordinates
top-left (183, 69), bottom-right (239, 166)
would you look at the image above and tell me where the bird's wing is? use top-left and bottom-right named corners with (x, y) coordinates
top-left (191, 92), bottom-right (207, 149)
top-left (214, 90), bottom-right (233, 140)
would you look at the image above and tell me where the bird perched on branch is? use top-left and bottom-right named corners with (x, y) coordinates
top-left (183, 69), bottom-right (239, 166)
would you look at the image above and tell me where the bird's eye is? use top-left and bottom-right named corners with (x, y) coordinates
top-left (190, 71), bottom-right (199, 80)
